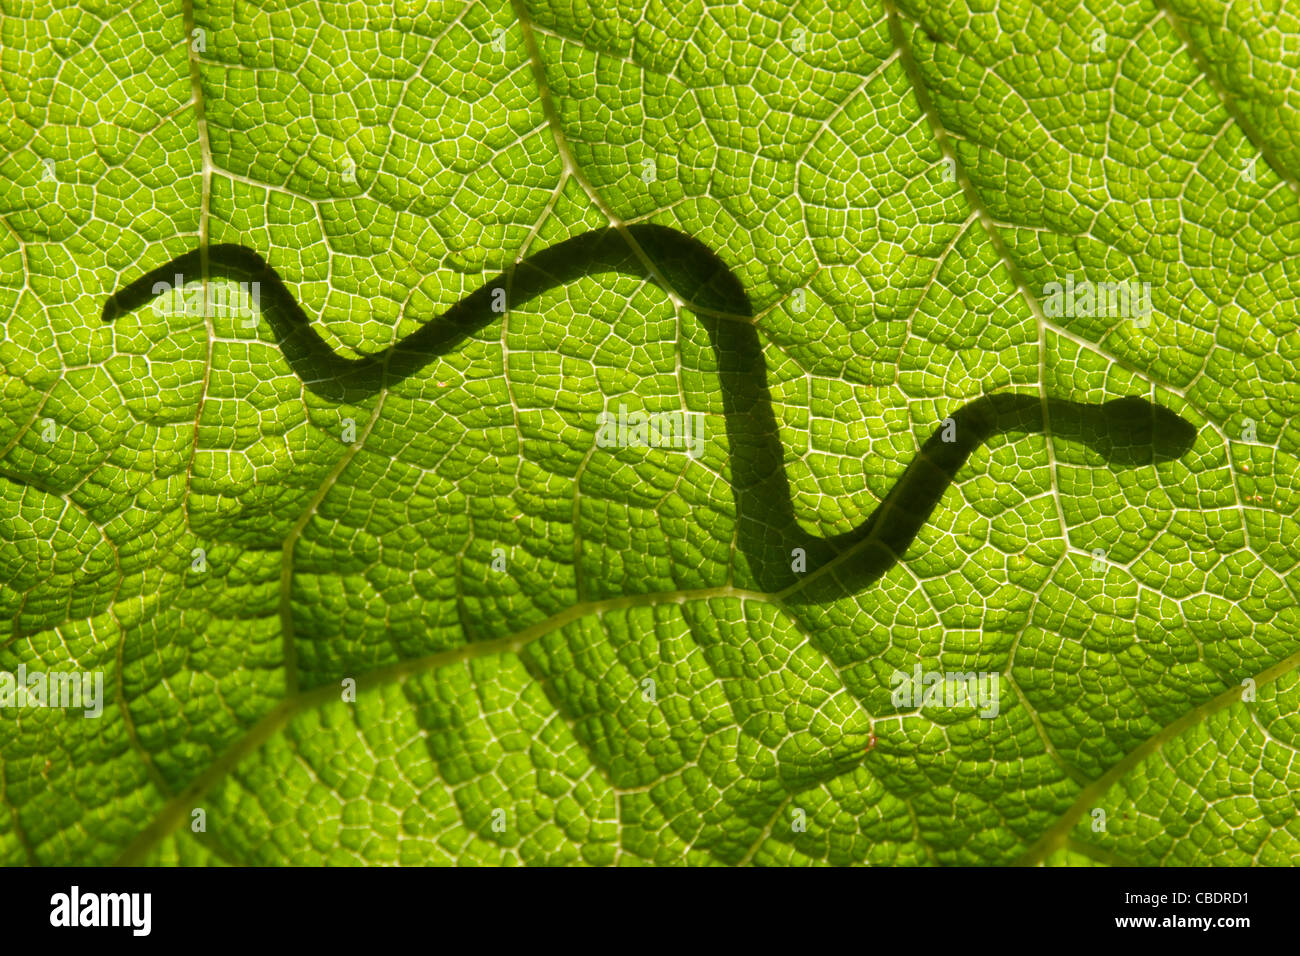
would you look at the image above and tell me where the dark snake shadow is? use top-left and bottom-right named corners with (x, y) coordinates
top-left (103, 225), bottom-right (1198, 600)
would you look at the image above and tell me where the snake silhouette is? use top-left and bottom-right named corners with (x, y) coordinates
top-left (103, 224), bottom-right (1197, 598)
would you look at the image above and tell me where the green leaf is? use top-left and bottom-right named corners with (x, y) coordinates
top-left (1, 0), bottom-right (1297, 866)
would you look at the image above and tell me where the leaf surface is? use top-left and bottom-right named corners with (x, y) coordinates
top-left (0, 0), bottom-right (1297, 865)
